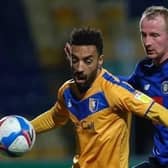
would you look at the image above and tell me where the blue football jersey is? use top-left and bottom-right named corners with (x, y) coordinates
top-left (127, 58), bottom-right (168, 164)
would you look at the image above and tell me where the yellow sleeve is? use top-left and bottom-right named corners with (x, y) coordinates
top-left (105, 82), bottom-right (168, 127)
top-left (31, 104), bottom-right (69, 133)
top-left (146, 102), bottom-right (168, 127)
top-left (105, 83), bottom-right (154, 117)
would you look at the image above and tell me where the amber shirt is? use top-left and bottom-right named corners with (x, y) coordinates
top-left (31, 68), bottom-right (168, 168)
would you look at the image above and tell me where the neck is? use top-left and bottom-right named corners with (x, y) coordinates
top-left (153, 54), bottom-right (168, 65)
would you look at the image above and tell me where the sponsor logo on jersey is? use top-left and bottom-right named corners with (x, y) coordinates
top-left (144, 84), bottom-right (150, 91)
top-left (75, 120), bottom-right (96, 132)
top-left (161, 81), bottom-right (168, 94)
top-left (89, 98), bottom-right (98, 113)
top-left (134, 91), bottom-right (152, 103)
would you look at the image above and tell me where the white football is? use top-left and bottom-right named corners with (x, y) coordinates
top-left (0, 115), bottom-right (36, 157)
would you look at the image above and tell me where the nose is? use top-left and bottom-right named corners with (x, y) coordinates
top-left (143, 36), bottom-right (152, 47)
top-left (76, 61), bottom-right (85, 72)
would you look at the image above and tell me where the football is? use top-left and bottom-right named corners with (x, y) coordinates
top-left (0, 115), bottom-right (36, 157)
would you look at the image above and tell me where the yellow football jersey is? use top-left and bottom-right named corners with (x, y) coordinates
top-left (31, 68), bottom-right (168, 168)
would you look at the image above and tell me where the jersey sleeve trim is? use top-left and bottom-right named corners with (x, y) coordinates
top-left (144, 101), bottom-right (155, 117)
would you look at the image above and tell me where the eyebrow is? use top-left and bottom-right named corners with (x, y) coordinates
top-left (71, 54), bottom-right (93, 58)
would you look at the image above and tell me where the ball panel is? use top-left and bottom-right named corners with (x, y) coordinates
top-left (1, 132), bottom-right (20, 148)
top-left (8, 135), bottom-right (29, 153)
top-left (16, 116), bottom-right (30, 131)
top-left (0, 117), bottom-right (21, 141)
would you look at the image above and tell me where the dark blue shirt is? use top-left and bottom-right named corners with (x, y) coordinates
top-left (127, 58), bottom-right (168, 165)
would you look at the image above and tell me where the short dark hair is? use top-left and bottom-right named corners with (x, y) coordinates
top-left (69, 27), bottom-right (103, 56)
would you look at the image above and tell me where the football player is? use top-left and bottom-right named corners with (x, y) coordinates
top-left (31, 27), bottom-right (168, 168)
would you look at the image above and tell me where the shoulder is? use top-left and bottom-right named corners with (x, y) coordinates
top-left (101, 69), bottom-right (120, 84)
top-left (101, 69), bottom-right (135, 93)
top-left (58, 79), bottom-right (74, 96)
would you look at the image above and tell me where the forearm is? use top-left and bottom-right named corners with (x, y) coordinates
top-left (146, 102), bottom-right (168, 127)
top-left (31, 106), bottom-right (68, 133)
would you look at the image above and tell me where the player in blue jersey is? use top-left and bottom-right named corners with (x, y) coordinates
top-left (126, 6), bottom-right (168, 168)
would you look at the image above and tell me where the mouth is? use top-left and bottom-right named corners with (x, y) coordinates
top-left (74, 74), bottom-right (87, 84)
top-left (146, 49), bottom-right (155, 55)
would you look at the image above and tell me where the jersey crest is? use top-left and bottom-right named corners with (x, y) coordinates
top-left (89, 98), bottom-right (99, 113)
top-left (161, 81), bottom-right (168, 94)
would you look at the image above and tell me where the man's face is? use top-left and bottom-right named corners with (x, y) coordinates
top-left (140, 15), bottom-right (168, 63)
top-left (70, 45), bottom-right (103, 92)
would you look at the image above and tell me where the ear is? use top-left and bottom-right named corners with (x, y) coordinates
top-left (64, 43), bottom-right (73, 66)
top-left (98, 54), bottom-right (104, 68)
top-left (64, 42), bottom-right (72, 61)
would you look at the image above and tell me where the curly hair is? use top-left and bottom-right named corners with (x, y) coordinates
top-left (69, 27), bottom-right (103, 56)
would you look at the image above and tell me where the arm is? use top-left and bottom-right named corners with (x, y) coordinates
top-left (123, 90), bottom-right (168, 127)
top-left (31, 105), bottom-right (69, 133)
top-left (146, 102), bottom-right (168, 127)
top-left (106, 80), bottom-right (168, 127)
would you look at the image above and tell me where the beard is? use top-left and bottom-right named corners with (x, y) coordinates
top-left (73, 69), bottom-right (98, 93)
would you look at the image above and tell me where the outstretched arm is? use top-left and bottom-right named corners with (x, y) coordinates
top-left (31, 105), bottom-right (68, 133)
top-left (146, 102), bottom-right (168, 127)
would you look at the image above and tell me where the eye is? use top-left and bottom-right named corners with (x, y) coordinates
top-left (84, 57), bottom-right (93, 65)
top-left (141, 32), bottom-right (146, 38)
top-left (151, 33), bottom-right (160, 38)
top-left (72, 57), bottom-right (78, 64)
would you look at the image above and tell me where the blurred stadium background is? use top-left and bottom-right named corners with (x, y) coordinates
top-left (0, 0), bottom-right (168, 167)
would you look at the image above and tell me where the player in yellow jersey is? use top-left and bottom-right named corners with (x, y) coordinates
top-left (31, 27), bottom-right (168, 168)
